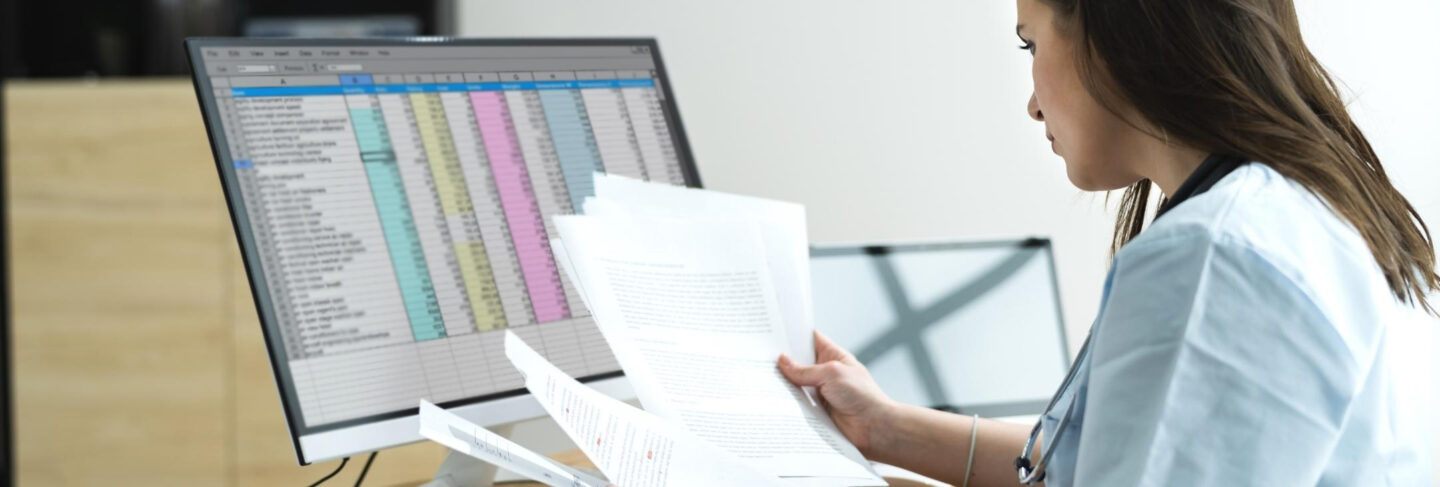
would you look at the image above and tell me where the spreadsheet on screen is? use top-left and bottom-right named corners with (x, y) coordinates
top-left (196, 43), bottom-right (692, 431)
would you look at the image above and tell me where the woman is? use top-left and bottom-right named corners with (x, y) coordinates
top-left (779, 0), bottom-right (1438, 485)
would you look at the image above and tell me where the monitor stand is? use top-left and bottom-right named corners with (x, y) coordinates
top-left (419, 424), bottom-right (514, 487)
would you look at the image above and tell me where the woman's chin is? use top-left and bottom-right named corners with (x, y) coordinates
top-left (1065, 166), bottom-right (1134, 192)
top-left (1063, 165), bottom-right (1101, 191)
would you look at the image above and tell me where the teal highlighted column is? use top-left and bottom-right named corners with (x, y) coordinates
top-left (350, 105), bottom-right (446, 342)
top-left (538, 89), bottom-right (604, 211)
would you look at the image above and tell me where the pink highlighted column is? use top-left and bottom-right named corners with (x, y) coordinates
top-left (470, 91), bottom-right (572, 323)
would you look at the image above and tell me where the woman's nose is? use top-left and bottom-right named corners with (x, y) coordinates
top-left (1028, 92), bottom-right (1043, 121)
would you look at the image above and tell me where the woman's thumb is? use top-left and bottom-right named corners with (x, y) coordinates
top-left (778, 354), bottom-right (828, 387)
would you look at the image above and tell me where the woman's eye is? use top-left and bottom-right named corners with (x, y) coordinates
top-left (1018, 41), bottom-right (1035, 55)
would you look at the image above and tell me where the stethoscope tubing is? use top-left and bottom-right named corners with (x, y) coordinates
top-left (1017, 332), bottom-right (1093, 484)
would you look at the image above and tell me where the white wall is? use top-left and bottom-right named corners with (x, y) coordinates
top-left (456, 0), bottom-right (1440, 478)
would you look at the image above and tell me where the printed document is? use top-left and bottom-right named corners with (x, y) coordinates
top-left (418, 400), bottom-right (608, 487)
top-left (505, 330), bottom-right (779, 487)
top-left (553, 175), bottom-right (883, 485)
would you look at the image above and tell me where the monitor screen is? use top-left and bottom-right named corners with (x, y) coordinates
top-left (186, 38), bottom-right (699, 459)
top-left (810, 239), bottom-right (1070, 417)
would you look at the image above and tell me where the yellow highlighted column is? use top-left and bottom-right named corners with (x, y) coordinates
top-left (410, 92), bottom-right (508, 331)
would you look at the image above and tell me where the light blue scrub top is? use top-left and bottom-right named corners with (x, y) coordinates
top-left (1039, 162), bottom-right (1433, 486)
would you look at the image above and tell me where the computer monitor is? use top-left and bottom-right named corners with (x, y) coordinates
top-left (810, 238), bottom-right (1071, 417)
top-left (185, 38), bottom-right (700, 465)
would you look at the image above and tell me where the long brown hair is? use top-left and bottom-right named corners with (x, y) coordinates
top-left (1040, 0), bottom-right (1438, 313)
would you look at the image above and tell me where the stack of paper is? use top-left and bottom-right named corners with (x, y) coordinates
top-left (421, 173), bottom-right (885, 486)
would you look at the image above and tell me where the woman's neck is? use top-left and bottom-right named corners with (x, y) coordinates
top-left (1138, 138), bottom-right (1209, 197)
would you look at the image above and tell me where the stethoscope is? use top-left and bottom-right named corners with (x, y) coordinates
top-left (1014, 331), bottom-right (1093, 484)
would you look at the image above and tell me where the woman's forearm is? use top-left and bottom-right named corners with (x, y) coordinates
top-left (867, 402), bottom-right (1037, 486)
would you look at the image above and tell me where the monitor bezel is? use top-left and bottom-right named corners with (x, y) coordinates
top-left (184, 36), bottom-right (702, 465)
top-left (808, 237), bottom-right (1072, 417)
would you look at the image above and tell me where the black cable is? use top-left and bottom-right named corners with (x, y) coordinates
top-left (354, 451), bottom-right (378, 486)
top-left (306, 456), bottom-right (349, 487)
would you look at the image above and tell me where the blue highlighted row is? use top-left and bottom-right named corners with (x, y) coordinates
top-left (234, 159), bottom-right (253, 169)
top-left (232, 78), bottom-right (656, 97)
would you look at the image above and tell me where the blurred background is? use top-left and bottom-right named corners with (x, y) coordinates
top-left (2, 0), bottom-right (447, 77)
top-left (3, 0), bottom-right (1437, 485)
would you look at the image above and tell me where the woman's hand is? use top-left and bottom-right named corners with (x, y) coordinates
top-left (777, 330), bottom-right (896, 457)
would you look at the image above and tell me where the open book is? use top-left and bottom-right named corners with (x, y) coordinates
top-left (420, 174), bottom-right (885, 486)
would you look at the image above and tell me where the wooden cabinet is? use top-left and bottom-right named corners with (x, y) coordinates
top-left (8, 79), bottom-right (446, 486)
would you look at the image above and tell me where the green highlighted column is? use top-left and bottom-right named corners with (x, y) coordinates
top-left (349, 101), bottom-right (447, 341)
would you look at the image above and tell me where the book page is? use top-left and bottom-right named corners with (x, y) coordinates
top-left (553, 214), bottom-right (883, 485)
